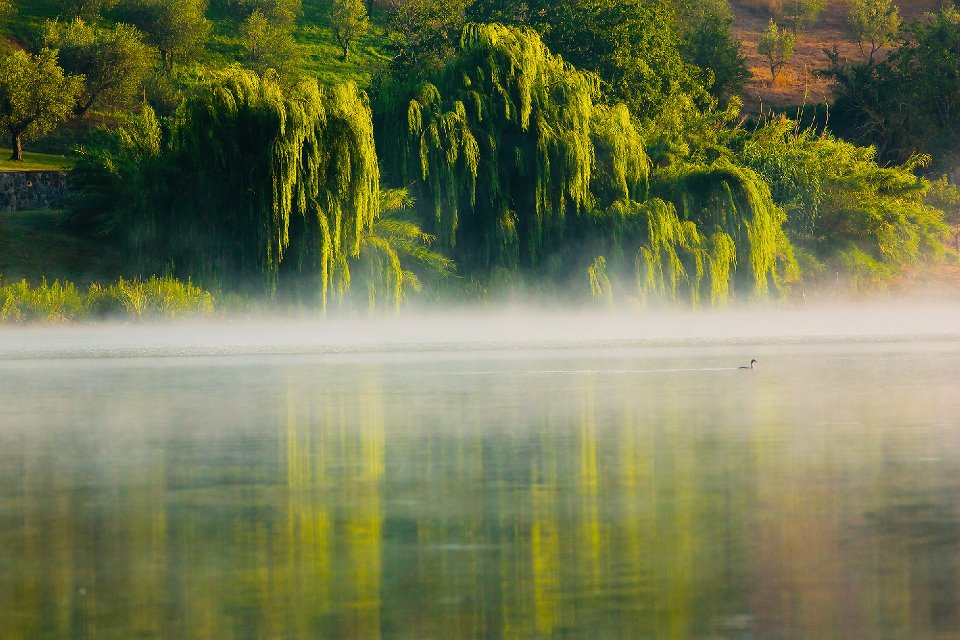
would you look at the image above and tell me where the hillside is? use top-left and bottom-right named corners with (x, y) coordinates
top-left (730, 0), bottom-right (942, 111)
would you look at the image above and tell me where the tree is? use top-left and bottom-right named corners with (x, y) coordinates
top-left (675, 0), bottom-right (750, 100)
top-left (780, 0), bottom-right (825, 34)
top-left (115, 0), bottom-right (211, 72)
top-left (243, 10), bottom-right (301, 79)
top-left (826, 7), bottom-right (960, 173)
top-left (388, 0), bottom-right (469, 78)
top-left (69, 71), bottom-right (448, 309)
top-left (757, 19), bottom-right (795, 85)
top-left (529, 0), bottom-right (712, 120)
top-left (329, 0), bottom-right (369, 61)
top-left (0, 48), bottom-right (84, 161)
top-left (58, 0), bottom-right (117, 19)
top-left (44, 18), bottom-right (155, 118)
top-left (846, 0), bottom-right (900, 62)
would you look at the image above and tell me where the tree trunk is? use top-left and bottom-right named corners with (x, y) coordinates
top-left (341, 42), bottom-right (349, 61)
top-left (10, 132), bottom-right (23, 162)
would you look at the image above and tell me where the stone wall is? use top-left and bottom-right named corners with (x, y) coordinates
top-left (0, 171), bottom-right (69, 211)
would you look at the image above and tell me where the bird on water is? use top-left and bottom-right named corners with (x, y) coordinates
top-left (739, 359), bottom-right (757, 370)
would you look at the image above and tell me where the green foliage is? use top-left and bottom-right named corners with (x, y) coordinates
top-left (654, 159), bottom-right (796, 297)
top-left (65, 104), bottom-right (162, 236)
top-left (44, 18), bottom-right (155, 118)
top-left (587, 256), bottom-right (612, 303)
top-left (533, 0), bottom-right (712, 120)
top-left (329, 0), bottom-right (369, 61)
top-left (379, 23), bottom-right (792, 304)
top-left (757, 19), bottom-right (794, 85)
top-left (378, 23), bottom-right (607, 271)
top-left (243, 10), bottom-right (302, 78)
top-left (846, 0), bottom-right (900, 62)
top-left (926, 176), bottom-right (960, 226)
top-left (57, 0), bottom-right (116, 19)
top-left (158, 72), bottom-right (380, 305)
top-left (357, 188), bottom-right (455, 311)
top-left (827, 7), bottom-right (960, 174)
top-left (0, 48), bottom-right (84, 161)
top-left (0, 275), bottom-right (217, 322)
top-left (114, 0), bottom-right (211, 72)
top-left (0, 0), bottom-right (15, 26)
top-left (677, 2), bottom-right (750, 101)
top-left (386, 0), bottom-right (469, 79)
top-left (740, 117), bottom-right (950, 274)
top-left (779, 0), bottom-right (824, 34)
top-left (0, 278), bottom-right (88, 321)
top-left (70, 71), bottom-right (446, 310)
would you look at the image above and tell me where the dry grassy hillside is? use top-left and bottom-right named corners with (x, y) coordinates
top-left (730, 0), bottom-right (943, 111)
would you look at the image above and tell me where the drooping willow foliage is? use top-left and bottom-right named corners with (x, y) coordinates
top-left (70, 71), bottom-right (444, 309)
top-left (166, 72), bottom-right (380, 306)
top-left (377, 23), bottom-right (754, 304)
top-left (654, 159), bottom-right (796, 297)
top-left (602, 198), bottom-right (736, 306)
top-left (378, 23), bottom-right (617, 271)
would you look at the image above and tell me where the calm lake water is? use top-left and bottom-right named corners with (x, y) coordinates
top-left (1, 311), bottom-right (959, 639)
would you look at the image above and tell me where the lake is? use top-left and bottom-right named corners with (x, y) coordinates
top-left (1, 309), bottom-right (959, 639)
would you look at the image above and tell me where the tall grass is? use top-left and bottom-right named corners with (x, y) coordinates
top-left (0, 276), bottom-right (218, 323)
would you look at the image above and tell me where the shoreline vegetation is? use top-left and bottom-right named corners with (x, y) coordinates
top-left (0, 1), bottom-right (958, 317)
top-left (0, 275), bottom-right (219, 323)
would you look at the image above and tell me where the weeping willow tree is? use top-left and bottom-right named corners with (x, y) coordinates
top-left (162, 72), bottom-right (381, 307)
top-left (377, 23), bottom-right (639, 272)
top-left (654, 159), bottom-right (797, 298)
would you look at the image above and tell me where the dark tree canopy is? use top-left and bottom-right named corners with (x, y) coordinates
top-left (387, 0), bottom-right (470, 79)
top-left (675, 1), bottom-right (750, 100)
top-left (57, 0), bottom-right (117, 19)
top-left (827, 7), bottom-right (960, 174)
top-left (531, 0), bottom-right (712, 120)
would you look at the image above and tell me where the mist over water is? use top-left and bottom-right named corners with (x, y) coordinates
top-left (1, 304), bottom-right (959, 639)
top-left (1, 302), bottom-right (959, 360)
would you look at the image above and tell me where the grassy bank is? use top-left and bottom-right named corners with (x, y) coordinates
top-left (0, 150), bottom-right (73, 172)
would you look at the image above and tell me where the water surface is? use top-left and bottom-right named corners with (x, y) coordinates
top-left (1, 311), bottom-right (959, 639)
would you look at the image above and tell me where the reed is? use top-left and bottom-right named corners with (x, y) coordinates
top-left (0, 276), bottom-right (218, 323)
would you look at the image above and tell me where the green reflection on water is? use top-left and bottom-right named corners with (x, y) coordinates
top-left (0, 349), bottom-right (959, 639)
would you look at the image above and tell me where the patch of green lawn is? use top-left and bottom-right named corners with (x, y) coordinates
top-left (0, 149), bottom-right (73, 172)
